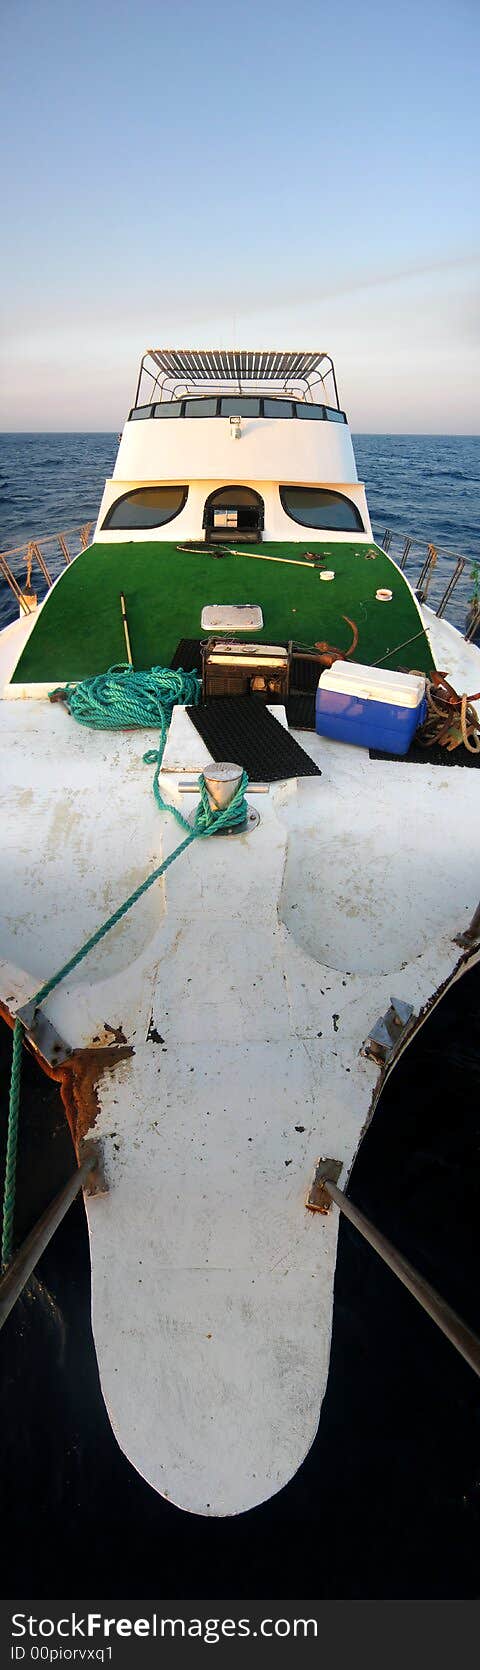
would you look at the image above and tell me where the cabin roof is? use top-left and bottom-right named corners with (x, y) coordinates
top-left (147, 349), bottom-right (327, 383)
top-left (135, 349), bottom-right (339, 408)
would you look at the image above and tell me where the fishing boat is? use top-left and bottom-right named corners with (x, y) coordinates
top-left (0, 348), bottom-right (479, 1517)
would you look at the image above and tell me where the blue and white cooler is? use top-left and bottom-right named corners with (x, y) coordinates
top-left (315, 660), bottom-right (427, 755)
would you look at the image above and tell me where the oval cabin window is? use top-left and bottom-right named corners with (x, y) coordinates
top-left (280, 486), bottom-right (364, 532)
top-left (102, 486), bottom-right (188, 530)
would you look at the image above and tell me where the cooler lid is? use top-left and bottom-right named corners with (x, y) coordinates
top-left (318, 660), bottom-right (426, 708)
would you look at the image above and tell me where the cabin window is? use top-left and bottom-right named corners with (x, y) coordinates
top-left (184, 397), bottom-right (218, 417)
top-left (280, 486), bottom-right (364, 531)
top-left (296, 403), bottom-right (326, 420)
top-left (128, 397), bottom-right (348, 424)
top-left (220, 396), bottom-right (262, 416)
top-left (102, 486), bottom-right (188, 530)
top-left (263, 398), bottom-right (294, 419)
top-left (153, 400), bottom-right (184, 418)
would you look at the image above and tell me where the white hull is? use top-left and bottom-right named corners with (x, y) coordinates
top-left (1, 609), bottom-right (478, 1514)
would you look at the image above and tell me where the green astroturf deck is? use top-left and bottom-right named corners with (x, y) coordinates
top-left (12, 539), bottom-right (435, 683)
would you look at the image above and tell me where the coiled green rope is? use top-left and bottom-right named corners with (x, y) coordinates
top-left (52, 663), bottom-right (202, 730)
top-left (2, 665), bottom-right (249, 1268)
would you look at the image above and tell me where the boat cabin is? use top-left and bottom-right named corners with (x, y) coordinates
top-left (6, 347), bottom-right (435, 690)
top-left (95, 348), bottom-right (371, 545)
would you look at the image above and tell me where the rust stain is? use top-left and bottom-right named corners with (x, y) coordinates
top-left (103, 1020), bottom-right (128, 1045)
top-left (55, 1045), bottom-right (132, 1150)
top-left (0, 997), bottom-right (131, 1157)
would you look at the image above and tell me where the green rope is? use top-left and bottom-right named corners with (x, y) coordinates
top-left (50, 662), bottom-right (202, 730)
top-left (2, 664), bottom-right (248, 1267)
top-left (31, 766), bottom-right (249, 1012)
top-left (2, 1020), bottom-right (23, 1270)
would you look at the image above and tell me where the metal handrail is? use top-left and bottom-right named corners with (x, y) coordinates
top-left (0, 517), bottom-right (476, 639)
top-left (0, 523), bottom-right (93, 615)
top-left (382, 527), bottom-right (475, 628)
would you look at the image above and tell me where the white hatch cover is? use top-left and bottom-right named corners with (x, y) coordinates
top-left (201, 604), bottom-right (264, 631)
top-left (319, 660), bottom-right (426, 709)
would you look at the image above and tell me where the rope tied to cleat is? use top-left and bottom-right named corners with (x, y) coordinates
top-left (2, 665), bottom-right (249, 1269)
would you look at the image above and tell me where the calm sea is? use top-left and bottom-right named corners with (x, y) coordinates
top-left (0, 431), bottom-right (479, 629)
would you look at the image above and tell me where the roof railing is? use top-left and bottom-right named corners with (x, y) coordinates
top-left (134, 348), bottom-right (340, 411)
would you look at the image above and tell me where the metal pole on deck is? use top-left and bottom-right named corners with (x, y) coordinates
top-left (0, 1154), bottom-right (95, 1332)
top-left (324, 1179), bottom-right (480, 1380)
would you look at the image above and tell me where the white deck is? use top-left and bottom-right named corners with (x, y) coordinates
top-left (0, 606), bottom-right (479, 1514)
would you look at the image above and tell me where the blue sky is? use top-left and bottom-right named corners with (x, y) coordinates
top-left (1, 0), bottom-right (479, 430)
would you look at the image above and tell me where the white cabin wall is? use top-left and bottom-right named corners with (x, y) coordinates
top-left (95, 479), bottom-right (372, 543)
top-left (113, 414), bottom-right (358, 487)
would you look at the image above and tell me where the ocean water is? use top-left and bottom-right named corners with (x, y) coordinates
top-left (0, 431), bottom-right (479, 629)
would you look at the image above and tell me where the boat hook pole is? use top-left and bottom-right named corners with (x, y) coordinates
top-left (0, 1153), bottom-right (95, 1333)
top-left (324, 1179), bottom-right (480, 1380)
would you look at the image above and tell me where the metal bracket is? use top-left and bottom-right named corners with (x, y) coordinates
top-left (362, 996), bottom-right (415, 1065)
top-left (16, 998), bottom-right (73, 1068)
top-left (78, 1136), bottom-right (108, 1196)
top-left (454, 900), bottom-right (480, 950)
top-left (306, 1157), bottom-right (343, 1214)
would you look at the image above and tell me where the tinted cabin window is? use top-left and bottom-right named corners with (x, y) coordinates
top-left (102, 486), bottom-right (188, 530)
top-left (153, 400), bottom-right (183, 418)
top-left (280, 486), bottom-right (364, 531)
top-left (325, 407), bottom-right (346, 423)
top-left (296, 403), bottom-right (326, 420)
top-left (184, 397), bottom-right (218, 417)
top-left (263, 399), bottom-right (294, 418)
top-left (130, 404), bottom-right (153, 420)
top-left (220, 396), bottom-right (262, 416)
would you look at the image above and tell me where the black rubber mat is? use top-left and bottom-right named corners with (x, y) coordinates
top-left (370, 741), bottom-right (480, 767)
top-left (290, 651), bottom-right (322, 692)
top-left (171, 638), bottom-right (202, 673)
top-left (187, 696), bottom-right (321, 780)
top-left (286, 692), bottom-right (317, 730)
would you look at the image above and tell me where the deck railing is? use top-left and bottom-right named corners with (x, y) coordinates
top-left (0, 519), bottom-right (478, 643)
top-left (0, 524), bottom-right (93, 618)
top-left (380, 528), bottom-right (480, 642)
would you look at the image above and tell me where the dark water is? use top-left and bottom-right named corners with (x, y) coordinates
top-left (0, 432), bottom-right (479, 629)
top-left (0, 430), bottom-right (479, 1599)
